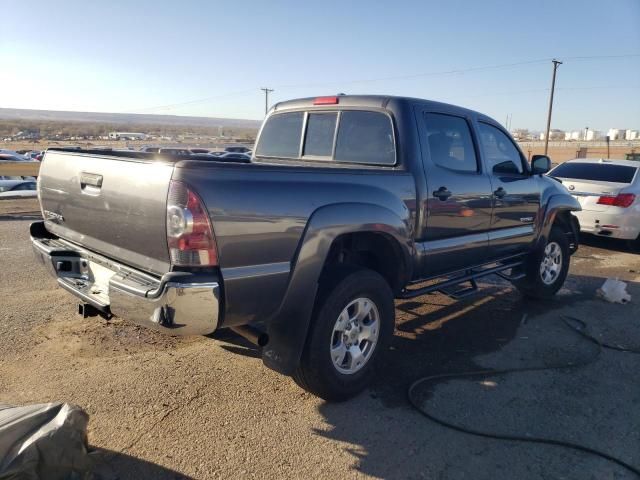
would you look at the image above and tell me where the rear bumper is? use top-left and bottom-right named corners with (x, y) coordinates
top-left (30, 221), bottom-right (220, 336)
top-left (574, 209), bottom-right (640, 240)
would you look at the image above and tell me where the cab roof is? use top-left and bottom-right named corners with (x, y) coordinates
top-left (271, 94), bottom-right (498, 124)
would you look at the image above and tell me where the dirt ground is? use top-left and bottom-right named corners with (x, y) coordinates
top-left (1, 199), bottom-right (639, 479)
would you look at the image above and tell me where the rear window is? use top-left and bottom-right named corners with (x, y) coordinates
top-left (303, 113), bottom-right (337, 157)
top-left (334, 111), bottom-right (395, 165)
top-left (256, 110), bottom-right (395, 165)
top-left (550, 162), bottom-right (637, 183)
top-left (255, 112), bottom-right (304, 158)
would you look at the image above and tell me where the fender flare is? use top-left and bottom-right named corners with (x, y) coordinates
top-left (534, 193), bottom-right (581, 250)
top-left (262, 202), bottom-right (413, 375)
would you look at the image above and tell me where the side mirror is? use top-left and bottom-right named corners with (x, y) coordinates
top-left (531, 155), bottom-right (551, 175)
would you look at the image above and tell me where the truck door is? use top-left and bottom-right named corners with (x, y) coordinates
top-left (475, 121), bottom-right (540, 258)
top-left (418, 111), bottom-right (494, 276)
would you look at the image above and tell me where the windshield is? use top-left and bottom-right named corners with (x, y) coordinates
top-left (550, 162), bottom-right (637, 184)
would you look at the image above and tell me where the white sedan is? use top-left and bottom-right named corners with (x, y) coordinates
top-left (548, 158), bottom-right (640, 247)
top-left (0, 180), bottom-right (38, 198)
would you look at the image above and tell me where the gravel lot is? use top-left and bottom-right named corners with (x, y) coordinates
top-left (1, 198), bottom-right (639, 479)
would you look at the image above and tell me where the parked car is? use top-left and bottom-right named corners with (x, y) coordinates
top-left (0, 149), bottom-right (26, 157)
top-left (140, 147), bottom-right (192, 156)
top-left (189, 148), bottom-right (211, 154)
top-left (549, 158), bottom-right (639, 248)
top-left (224, 146), bottom-right (252, 153)
top-left (0, 180), bottom-right (37, 197)
top-left (139, 146), bottom-right (160, 153)
top-left (31, 95), bottom-right (580, 400)
top-left (24, 151), bottom-right (44, 161)
top-left (0, 153), bottom-right (30, 162)
top-left (218, 152), bottom-right (251, 162)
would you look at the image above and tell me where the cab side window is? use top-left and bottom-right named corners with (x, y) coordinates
top-left (424, 113), bottom-right (478, 173)
top-left (477, 123), bottom-right (525, 175)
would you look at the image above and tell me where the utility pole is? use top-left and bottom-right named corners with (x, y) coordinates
top-left (543, 59), bottom-right (562, 155)
top-left (260, 88), bottom-right (274, 115)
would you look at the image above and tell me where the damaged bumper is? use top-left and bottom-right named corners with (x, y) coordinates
top-left (30, 221), bottom-right (220, 336)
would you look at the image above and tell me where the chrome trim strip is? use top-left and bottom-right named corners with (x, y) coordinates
top-left (487, 225), bottom-right (534, 241)
top-left (221, 262), bottom-right (290, 280)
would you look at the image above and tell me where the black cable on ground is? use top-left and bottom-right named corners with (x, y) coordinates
top-left (562, 315), bottom-right (640, 354)
top-left (407, 316), bottom-right (640, 477)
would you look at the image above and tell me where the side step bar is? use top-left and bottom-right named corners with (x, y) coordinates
top-left (398, 260), bottom-right (524, 300)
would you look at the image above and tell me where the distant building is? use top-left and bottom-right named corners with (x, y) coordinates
top-left (108, 132), bottom-right (147, 140)
top-left (607, 129), bottom-right (626, 140)
top-left (625, 130), bottom-right (638, 141)
top-left (540, 129), bottom-right (564, 141)
top-left (565, 130), bottom-right (582, 140)
top-left (585, 130), bottom-right (600, 141)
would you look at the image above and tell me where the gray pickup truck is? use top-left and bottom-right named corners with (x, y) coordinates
top-left (31, 95), bottom-right (580, 400)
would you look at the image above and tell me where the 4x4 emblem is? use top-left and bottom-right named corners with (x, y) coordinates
top-left (43, 210), bottom-right (65, 223)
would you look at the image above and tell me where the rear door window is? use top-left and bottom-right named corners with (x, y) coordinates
top-left (303, 113), bottom-right (338, 157)
top-left (424, 113), bottom-right (478, 172)
top-left (256, 112), bottom-right (304, 158)
top-left (334, 111), bottom-right (395, 165)
top-left (550, 163), bottom-right (638, 183)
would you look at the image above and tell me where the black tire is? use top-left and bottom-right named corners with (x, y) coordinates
top-left (293, 267), bottom-right (395, 402)
top-left (626, 234), bottom-right (640, 253)
top-left (516, 226), bottom-right (570, 299)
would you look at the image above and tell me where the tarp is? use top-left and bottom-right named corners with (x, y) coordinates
top-left (0, 402), bottom-right (93, 479)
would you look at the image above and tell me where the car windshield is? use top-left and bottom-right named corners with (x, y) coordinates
top-left (550, 162), bottom-right (637, 184)
top-left (0, 184), bottom-right (17, 192)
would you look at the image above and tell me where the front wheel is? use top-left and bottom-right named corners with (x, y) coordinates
top-left (515, 226), bottom-right (570, 299)
top-left (626, 233), bottom-right (640, 253)
top-left (293, 268), bottom-right (395, 401)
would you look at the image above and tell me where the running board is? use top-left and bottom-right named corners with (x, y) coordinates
top-left (398, 260), bottom-right (524, 299)
top-left (438, 278), bottom-right (478, 300)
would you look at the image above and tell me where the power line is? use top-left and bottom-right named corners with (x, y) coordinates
top-left (270, 53), bottom-right (640, 91)
top-left (563, 53), bottom-right (640, 61)
top-left (132, 89), bottom-right (257, 113)
top-left (128, 53), bottom-right (640, 114)
top-left (272, 58), bottom-right (552, 90)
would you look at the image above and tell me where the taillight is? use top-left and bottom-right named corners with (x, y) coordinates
top-left (166, 180), bottom-right (218, 266)
top-left (597, 193), bottom-right (636, 208)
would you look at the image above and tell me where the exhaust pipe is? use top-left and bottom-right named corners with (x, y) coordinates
top-left (231, 325), bottom-right (269, 347)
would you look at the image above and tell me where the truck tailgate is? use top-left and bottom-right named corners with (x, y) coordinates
top-left (38, 150), bottom-right (174, 275)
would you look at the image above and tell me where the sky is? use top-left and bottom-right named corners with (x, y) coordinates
top-left (2, 0), bottom-right (639, 131)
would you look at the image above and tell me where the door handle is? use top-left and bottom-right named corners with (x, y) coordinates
top-left (494, 187), bottom-right (507, 199)
top-left (433, 187), bottom-right (452, 201)
top-left (80, 172), bottom-right (103, 189)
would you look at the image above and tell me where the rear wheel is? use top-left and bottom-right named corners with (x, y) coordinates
top-left (515, 226), bottom-right (570, 299)
top-left (293, 267), bottom-right (395, 401)
top-left (626, 234), bottom-right (640, 253)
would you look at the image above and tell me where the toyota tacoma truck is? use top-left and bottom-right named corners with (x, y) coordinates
top-left (31, 95), bottom-right (580, 401)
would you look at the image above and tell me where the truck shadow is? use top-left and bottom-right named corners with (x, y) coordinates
top-left (580, 232), bottom-right (638, 254)
top-left (312, 274), bottom-right (638, 479)
top-left (90, 448), bottom-right (193, 479)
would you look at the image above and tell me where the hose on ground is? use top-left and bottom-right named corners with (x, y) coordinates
top-left (407, 315), bottom-right (640, 477)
